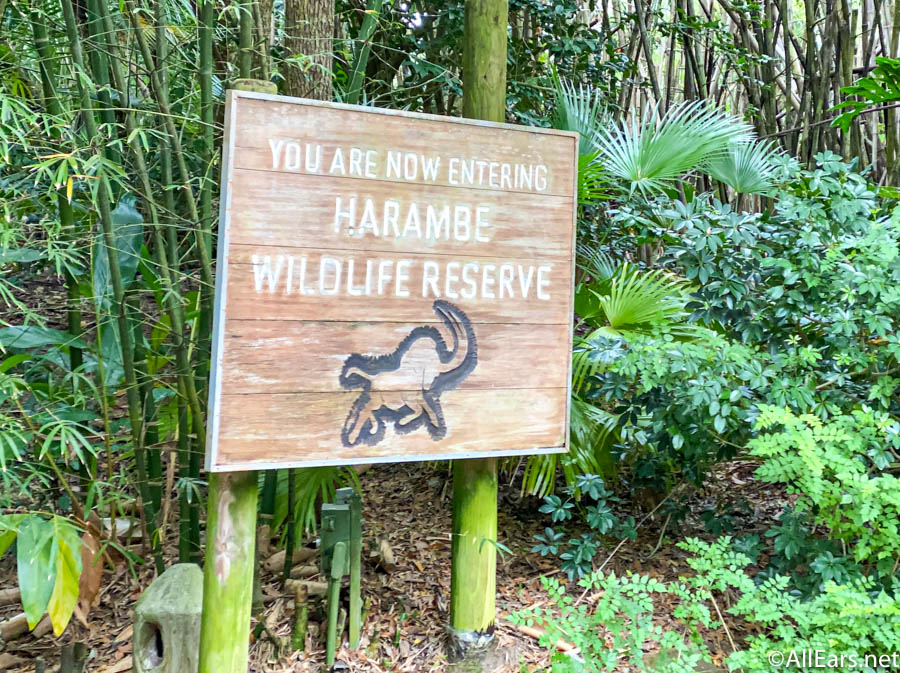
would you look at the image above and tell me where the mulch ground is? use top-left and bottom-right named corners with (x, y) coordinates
top-left (1, 458), bottom-right (788, 673)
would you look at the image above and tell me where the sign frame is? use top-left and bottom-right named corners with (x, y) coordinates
top-left (205, 90), bottom-right (578, 473)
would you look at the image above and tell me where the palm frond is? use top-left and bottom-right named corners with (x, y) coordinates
top-left (272, 466), bottom-right (360, 538)
top-left (521, 452), bottom-right (560, 498)
top-left (576, 242), bottom-right (616, 281)
top-left (578, 150), bottom-right (610, 205)
top-left (550, 74), bottom-right (607, 156)
top-left (597, 264), bottom-right (689, 334)
top-left (550, 76), bottom-right (611, 204)
top-left (571, 328), bottom-right (626, 393)
top-left (590, 100), bottom-right (753, 194)
top-left (702, 138), bottom-right (783, 195)
top-left (521, 402), bottom-right (619, 497)
top-left (566, 400), bottom-right (618, 481)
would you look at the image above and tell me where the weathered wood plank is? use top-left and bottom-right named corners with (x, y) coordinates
top-left (231, 96), bottom-right (576, 197)
top-left (223, 245), bottom-right (572, 324)
top-left (216, 387), bottom-right (566, 466)
top-left (227, 168), bottom-right (573, 260)
top-left (220, 320), bottom-right (570, 393)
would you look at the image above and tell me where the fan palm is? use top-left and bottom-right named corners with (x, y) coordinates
top-left (521, 400), bottom-right (619, 497)
top-left (702, 138), bottom-right (783, 195)
top-left (589, 100), bottom-right (753, 194)
top-left (550, 77), bottom-right (753, 198)
top-left (550, 76), bottom-right (610, 204)
top-left (574, 255), bottom-right (695, 338)
top-left (522, 245), bottom-right (708, 497)
top-left (551, 74), bottom-right (607, 156)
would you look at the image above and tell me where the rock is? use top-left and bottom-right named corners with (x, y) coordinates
top-left (134, 564), bottom-right (203, 673)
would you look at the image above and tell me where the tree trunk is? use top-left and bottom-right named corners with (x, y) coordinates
top-left (284, 0), bottom-right (334, 99)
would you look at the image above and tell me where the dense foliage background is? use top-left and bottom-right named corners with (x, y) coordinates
top-left (1, 0), bottom-right (899, 670)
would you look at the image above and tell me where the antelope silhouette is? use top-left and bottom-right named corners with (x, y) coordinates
top-left (339, 300), bottom-right (477, 447)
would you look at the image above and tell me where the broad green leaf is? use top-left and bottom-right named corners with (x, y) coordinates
top-left (98, 318), bottom-right (125, 388)
top-left (0, 326), bottom-right (88, 351)
top-left (46, 518), bottom-right (82, 636)
top-left (0, 513), bottom-right (25, 558)
top-left (92, 196), bottom-right (145, 307)
top-left (16, 515), bottom-right (57, 629)
top-left (0, 247), bottom-right (45, 263)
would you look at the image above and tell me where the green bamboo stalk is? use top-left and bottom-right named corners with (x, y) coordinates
top-left (260, 471), bottom-right (278, 524)
top-left (193, 0), bottom-right (216, 562)
top-left (199, 0), bottom-right (214, 254)
top-left (96, 0), bottom-right (207, 485)
top-left (59, 0), bottom-right (164, 574)
top-left (239, 0), bottom-right (253, 78)
top-left (448, 0), bottom-right (506, 656)
top-left (189, 438), bottom-right (202, 562)
top-left (195, 0), bottom-right (216, 406)
top-left (122, 0), bottom-right (214, 292)
top-left (177, 386), bottom-right (191, 563)
top-left (282, 469), bottom-right (297, 584)
top-left (132, 303), bottom-right (162, 513)
top-left (29, 11), bottom-right (83, 375)
top-left (100, 20), bottom-right (197, 420)
top-left (151, 0), bottom-right (194, 564)
top-left (84, 0), bottom-right (119, 165)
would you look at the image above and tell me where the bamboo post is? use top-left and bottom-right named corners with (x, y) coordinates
top-left (448, 1), bottom-right (507, 658)
top-left (197, 472), bottom-right (259, 673)
top-left (292, 584), bottom-right (308, 651)
top-left (196, 78), bottom-right (276, 673)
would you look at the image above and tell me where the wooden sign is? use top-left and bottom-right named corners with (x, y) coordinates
top-left (206, 91), bottom-right (578, 471)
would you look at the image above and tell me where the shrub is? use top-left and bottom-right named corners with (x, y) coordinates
top-left (515, 538), bottom-right (900, 673)
top-left (749, 405), bottom-right (900, 568)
